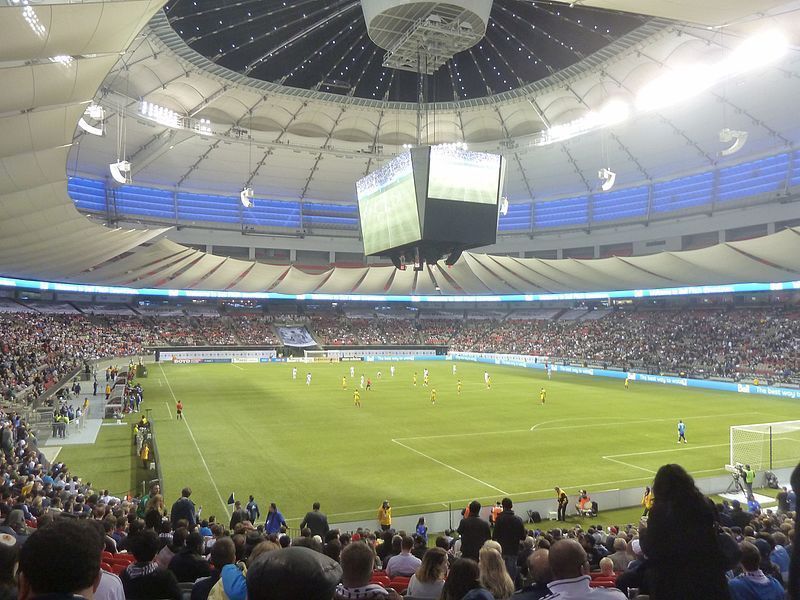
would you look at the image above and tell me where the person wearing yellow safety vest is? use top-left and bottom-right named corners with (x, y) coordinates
top-left (641, 486), bottom-right (654, 517)
top-left (744, 464), bottom-right (756, 499)
top-left (378, 500), bottom-right (392, 531)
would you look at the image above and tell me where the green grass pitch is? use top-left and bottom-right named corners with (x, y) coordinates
top-left (62, 361), bottom-right (800, 526)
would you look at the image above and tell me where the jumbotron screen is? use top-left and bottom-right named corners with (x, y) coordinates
top-left (427, 145), bottom-right (504, 204)
top-left (356, 152), bottom-right (421, 256)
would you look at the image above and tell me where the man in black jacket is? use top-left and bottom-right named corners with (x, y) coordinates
top-left (168, 531), bottom-right (211, 583)
top-left (457, 500), bottom-right (491, 561)
top-left (121, 531), bottom-right (181, 600)
top-left (170, 487), bottom-right (199, 529)
top-left (299, 502), bottom-right (330, 538)
top-left (493, 497), bottom-right (526, 579)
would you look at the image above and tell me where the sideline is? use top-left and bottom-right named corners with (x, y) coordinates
top-left (159, 364), bottom-right (230, 516)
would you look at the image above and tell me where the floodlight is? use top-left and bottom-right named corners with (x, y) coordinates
top-left (719, 128), bottom-right (748, 156)
top-left (109, 160), bottom-right (131, 185)
top-left (499, 196), bottom-right (509, 216)
top-left (598, 168), bottom-right (616, 192)
top-left (240, 187), bottom-right (254, 208)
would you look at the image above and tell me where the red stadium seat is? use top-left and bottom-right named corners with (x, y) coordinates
top-left (111, 563), bottom-right (127, 576)
top-left (101, 563), bottom-right (113, 573)
top-left (590, 579), bottom-right (617, 588)
top-left (101, 551), bottom-right (114, 562)
top-left (369, 575), bottom-right (391, 588)
top-left (389, 576), bottom-right (410, 593)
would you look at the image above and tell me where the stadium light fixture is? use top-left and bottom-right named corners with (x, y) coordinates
top-left (78, 104), bottom-right (105, 136)
top-left (240, 187), bottom-right (254, 208)
top-left (719, 128), bottom-right (748, 156)
top-left (598, 168), bottom-right (616, 192)
top-left (140, 100), bottom-right (180, 128)
top-left (109, 160), bottom-right (132, 185)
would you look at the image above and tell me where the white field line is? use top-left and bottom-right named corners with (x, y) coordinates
top-left (164, 401), bottom-right (173, 420)
top-left (159, 364), bottom-right (230, 517)
top-left (602, 456), bottom-right (657, 474)
top-left (157, 379), bottom-right (163, 386)
top-left (606, 442), bottom-right (730, 459)
top-left (394, 411), bottom-right (763, 442)
top-left (390, 438), bottom-right (508, 495)
top-left (232, 364), bottom-right (245, 371)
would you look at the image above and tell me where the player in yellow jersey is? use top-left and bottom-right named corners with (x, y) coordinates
top-left (342, 376), bottom-right (347, 390)
top-left (353, 389), bottom-right (361, 407)
top-left (624, 376), bottom-right (630, 390)
top-left (486, 376), bottom-right (491, 390)
top-left (540, 387), bottom-right (546, 405)
top-left (423, 375), bottom-right (429, 387)
top-left (413, 372), bottom-right (417, 386)
top-left (430, 389), bottom-right (437, 405)
top-left (457, 379), bottom-right (462, 395)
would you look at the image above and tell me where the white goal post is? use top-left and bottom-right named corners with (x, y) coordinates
top-left (302, 350), bottom-right (342, 362)
top-left (729, 420), bottom-right (800, 471)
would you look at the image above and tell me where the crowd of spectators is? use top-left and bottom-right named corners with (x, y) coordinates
top-left (0, 460), bottom-right (795, 600)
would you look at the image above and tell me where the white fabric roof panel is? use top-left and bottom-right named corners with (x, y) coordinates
top-left (159, 253), bottom-right (228, 289)
top-left (726, 229), bottom-right (800, 273)
top-left (315, 267), bottom-right (368, 294)
top-left (269, 267), bottom-right (330, 295)
top-left (351, 267), bottom-right (394, 295)
top-left (80, 241), bottom-right (193, 284)
top-left (227, 263), bottom-right (289, 292)
top-left (385, 267), bottom-right (417, 295)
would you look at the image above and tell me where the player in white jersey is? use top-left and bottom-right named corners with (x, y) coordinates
top-left (546, 363), bottom-right (552, 380)
top-left (484, 371), bottom-right (489, 384)
top-left (305, 372), bottom-right (312, 385)
top-left (350, 366), bottom-right (355, 378)
top-left (360, 375), bottom-right (365, 389)
top-left (424, 368), bottom-right (429, 379)
top-left (390, 365), bottom-right (395, 377)
top-left (377, 370), bottom-right (382, 379)
top-left (292, 367), bottom-right (297, 380)
top-left (452, 364), bottom-right (457, 375)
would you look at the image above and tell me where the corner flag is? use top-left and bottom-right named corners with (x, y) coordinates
top-left (227, 492), bottom-right (235, 505)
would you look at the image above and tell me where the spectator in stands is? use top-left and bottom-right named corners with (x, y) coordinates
top-left (607, 537), bottom-right (629, 572)
top-left (542, 539), bottom-right (625, 599)
top-left (229, 501), bottom-right (248, 530)
top-left (300, 502), bottom-right (330, 538)
top-left (170, 487), bottom-right (199, 529)
top-left (333, 540), bottom-right (401, 599)
top-left (514, 548), bottom-right (552, 600)
top-left (728, 541), bottom-right (783, 600)
top-left (191, 537), bottom-right (235, 600)
top-left (440, 558), bottom-right (482, 600)
top-left (493, 497), bottom-right (526, 579)
top-left (18, 520), bottom-right (101, 600)
top-left (122, 531), bottom-right (181, 600)
top-left (247, 546), bottom-right (342, 600)
top-left (788, 462), bottom-right (800, 600)
top-left (406, 547), bottom-right (448, 599)
top-left (596, 557), bottom-right (617, 583)
top-left (0, 534), bottom-right (17, 600)
top-left (458, 500), bottom-right (491, 561)
top-left (640, 464), bottom-right (729, 599)
top-left (479, 543), bottom-right (515, 599)
top-left (168, 531), bottom-right (211, 583)
top-left (385, 535), bottom-right (421, 578)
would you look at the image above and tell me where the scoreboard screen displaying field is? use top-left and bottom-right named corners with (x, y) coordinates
top-left (356, 151), bottom-right (421, 256)
top-left (427, 145), bottom-right (505, 205)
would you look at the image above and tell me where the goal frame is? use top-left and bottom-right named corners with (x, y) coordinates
top-left (729, 420), bottom-right (800, 471)
top-left (302, 349), bottom-right (342, 362)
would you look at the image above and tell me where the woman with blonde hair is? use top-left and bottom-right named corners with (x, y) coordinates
top-left (407, 547), bottom-right (448, 599)
top-left (478, 544), bottom-right (514, 599)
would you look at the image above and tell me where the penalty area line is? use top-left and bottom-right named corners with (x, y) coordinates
top-left (164, 402), bottom-right (173, 420)
top-left (391, 438), bottom-right (508, 495)
top-left (158, 364), bottom-right (230, 517)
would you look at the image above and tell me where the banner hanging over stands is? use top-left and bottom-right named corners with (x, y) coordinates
top-left (275, 326), bottom-right (317, 347)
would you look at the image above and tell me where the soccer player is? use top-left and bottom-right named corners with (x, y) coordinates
top-left (176, 400), bottom-right (183, 420)
top-left (360, 374), bottom-right (365, 389)
top-left (423, 374), bottom-right (429, 387)
top-left (546, 363), bottom-right (552, 380)
top-left (457, 379), bottom-right (462, 395)
top-left (350, 365), bottom-right (355, 378)
top-left (353, 389), bottom-right (361, 408)
top-left (342, 376), bottom-right (347, 390)
top-left (677, 420), bottom-right (687, 443)
top-left (430, 389), bottom-right (437, 405)
top-left (452, 364), bottom-right (457, 376)
top-left (624, 376), bottom-right (630, 389)
top-left (306, 372), bottom-right (312, 386)
top-left (390, 365), bottom-right (395, 377)
top-left (292, 367), bottom-right (297, 380)
top-left (540, 387), bottom-right (546, 405)
top-left (377, 370), bottom-right (382, 379)
top-left (366, 378), bottom-right (372, 391)
top-left (413, 372), bottom-right (417, 386)
top-left (486, 375), bottom-right (491, 390)
top-left (484, 371), bottom-right (489, 384)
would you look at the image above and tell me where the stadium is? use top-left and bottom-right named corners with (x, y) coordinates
top-left (0, 0), bottom-right (799, 598)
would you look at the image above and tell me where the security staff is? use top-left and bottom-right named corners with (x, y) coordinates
top-left (744, 464), bottom-right (756, 499)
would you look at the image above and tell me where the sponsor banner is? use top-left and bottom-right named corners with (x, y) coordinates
top-left (172, 358), bottom-right (231, 364)
top-left (448, 352), bottom-right (800, 399)
top-left (232, 357), bottom-right (260, 364)
top-left (259, 357), bottom-right (287, 363)
top-left (163, 350), bottom-right (277, 362)
top-left (365, 355), bottom-right (445, 362)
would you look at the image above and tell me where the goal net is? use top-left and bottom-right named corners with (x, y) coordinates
top-left (302, 350), bottom-right (342, 363)
top-left (730, 420), bottom-right (800, 471)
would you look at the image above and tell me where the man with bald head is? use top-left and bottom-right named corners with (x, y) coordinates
top-left (514, 548), bottom-right (552, 600)
top-left (543, 540), bottom-right (626, 598)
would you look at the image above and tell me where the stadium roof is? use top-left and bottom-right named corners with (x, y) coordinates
top-left (1, 0), bottom-right (799, 298)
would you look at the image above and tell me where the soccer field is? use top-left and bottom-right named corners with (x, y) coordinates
top-left (134, 361), bottom-right (798, 525)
